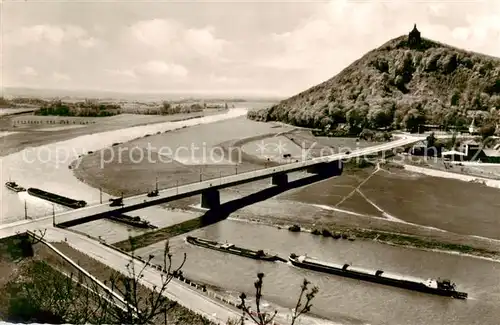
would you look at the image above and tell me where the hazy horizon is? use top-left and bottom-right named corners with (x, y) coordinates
top-left (1, 86), bottom-right (285, 102)
top-left (2, 0), bottom-right (500, 98)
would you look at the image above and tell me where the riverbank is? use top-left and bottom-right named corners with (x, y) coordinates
top-left (70, 116), bottom-right (295, 197)
top-left (226, 216), bottom-right (500, 262)
top-left (0, 234), bottom-right (214, 325)
top-left (108, 189), bottom-right (500, 265)
top-left (0, 109), bottom-right (227, 157)
top-left (401, 163), bottom-right (500, 188)
top-left (113, 215), bottom-right (220, 251)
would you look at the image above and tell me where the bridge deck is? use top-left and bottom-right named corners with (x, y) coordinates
top-left (0, 136), bottom-right (420, 234)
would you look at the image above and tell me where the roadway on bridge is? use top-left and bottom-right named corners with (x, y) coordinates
top-left (0, 135), bottom-right (421, 238)
top-left (51, 135), bottom-right (422, 226)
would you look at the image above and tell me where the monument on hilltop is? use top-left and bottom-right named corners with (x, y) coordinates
top-left (408, 24), bottom-right (421, 48)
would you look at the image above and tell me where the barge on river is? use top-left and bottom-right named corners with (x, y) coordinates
top-left (27, 188), bottom-right (87, 209)
top-left (5, 181), bottom-right (26, 193)
top-left (289, 254), bottom-right (467, 299)
top-left (186, 236), bottom-right (286, 262)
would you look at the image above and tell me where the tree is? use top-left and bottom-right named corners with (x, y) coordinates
top-left (346, 105), bottom-right (368, 134)
top-left (359, 129), bottom-right (375, 141)
top-left (446, 132), bottom-right (457, 150)
top-left (103, 240), bottom-right (186, 324)
top-left (479, 123), bottom-right (496, 140)
top-left (367, 107), bottom-right (393, 130)
top-left (232, 273), bottom-right (318, 325)
top-left (7, 235), bottom-right (186, 325)
top-left (426, 132), bottom-right (436, 148)
top-left (10, 234), bottom-right (318, 325)
top-left (160, 101), bottom-right (172, 115)
top-left (450, 89), bottom-right (461, 106)
top-left (402, 108), bottom-right (425, 133)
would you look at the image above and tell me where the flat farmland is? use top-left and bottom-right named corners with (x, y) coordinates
top-left (281, 166), bottom-right (500, 239)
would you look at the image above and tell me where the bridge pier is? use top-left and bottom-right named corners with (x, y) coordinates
top-left (306, 160), bottom-right (343, 176)
top-left (200, 189), bottom-right (220, 210)
top-left (270, 173), bottom-right (288, 186)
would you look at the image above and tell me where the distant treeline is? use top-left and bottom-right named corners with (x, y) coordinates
top-left (35, 100), bottom-right (121, 117)
top-left (0, 97), bottom-right (11, 108)
top-left (132, 102), bottom-right (228, 115)
top-left (3, 96), bottom-right (230, 117)
top-left (160, 102), bottom-right (203, 115)
top-left (0, 97), bottom-right (56, 108)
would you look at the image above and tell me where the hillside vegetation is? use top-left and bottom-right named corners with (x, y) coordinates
top-left (248, 33), bottom-right (500, 135)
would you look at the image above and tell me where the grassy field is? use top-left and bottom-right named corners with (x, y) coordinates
top-left (72, 117), bottom-right (293, 197)
top-left (74, 148), bottom-right (262, 197)
top-left (279, 165), bottom-right (500, 239)
top-left (0, 110), bottom-right (229, 157)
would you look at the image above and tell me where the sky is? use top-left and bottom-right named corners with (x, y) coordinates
top-left (1, 0), bottom-right (500, 97)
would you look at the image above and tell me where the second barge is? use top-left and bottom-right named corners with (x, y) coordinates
top-left (186, 236), bottom-right (286, 262)
top-left (27, 188), bottom-right (87, 209)
top-left (289, 254), bottom-right (467, 299)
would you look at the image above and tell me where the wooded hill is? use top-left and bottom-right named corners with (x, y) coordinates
top-left (248, 29), bottom-right (500, 135)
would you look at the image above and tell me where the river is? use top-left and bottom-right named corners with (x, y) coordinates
top-left (138, 219), bottom-right (500, 325)
top-left (0, 108), bottom-right (248, 223)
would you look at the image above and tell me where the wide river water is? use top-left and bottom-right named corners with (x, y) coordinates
top-left (137, 220), bottom-right (500, 325)
top-left (2, 107), bottom-right (500, 325)
top-left (0, 108), bottom-right (248, 223)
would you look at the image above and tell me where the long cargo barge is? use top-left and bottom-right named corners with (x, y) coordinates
top-left (186, 236), bottom-right (286, 262)
top-left (27, 187), bottom-right (87, 209)
top-left (289, 254), bottom-right (467, 299)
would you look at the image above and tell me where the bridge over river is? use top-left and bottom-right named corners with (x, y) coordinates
top-left (0, 135), bottom-right (421, 238)
top-left (0, 135), bottom-right (422, 325)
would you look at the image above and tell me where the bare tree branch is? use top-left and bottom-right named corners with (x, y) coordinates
top-left (236, 273), bottom-right (318, 325)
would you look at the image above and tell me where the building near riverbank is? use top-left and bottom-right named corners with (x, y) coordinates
top-left (481, 149), bottom-right (500, 163)
top-left (441, 150), bottom-right (466, 161)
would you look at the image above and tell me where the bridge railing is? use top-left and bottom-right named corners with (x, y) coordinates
top-left (141, 137), bottom-right (418, 198)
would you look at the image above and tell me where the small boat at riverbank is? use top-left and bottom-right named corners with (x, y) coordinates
top-left (186, 236), bottom-right (286, 262)
top-left (106, 215), bottom-right (157, 229)
top-left (5, 181), bottom-right (26, 193)
top-left (27, 188), bottom-right (87, 209)
top-left (289, 254), bottom-right (467, 299)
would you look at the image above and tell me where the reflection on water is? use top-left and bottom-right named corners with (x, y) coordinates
top-left (137, 220), bottom-right (500, 325)
top-left (1, 108), bottom-right (247, 223)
